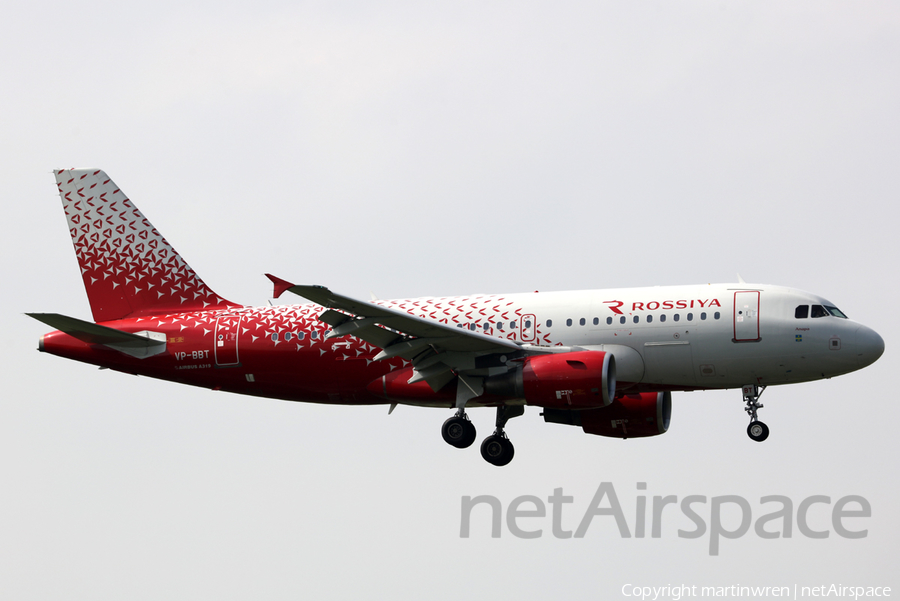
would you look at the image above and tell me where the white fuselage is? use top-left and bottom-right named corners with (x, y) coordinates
top-left (377, 283), bottom-right (883, 391)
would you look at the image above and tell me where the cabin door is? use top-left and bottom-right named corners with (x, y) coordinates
top-left (733, 291), bottom-right (760, 342)
top-left (214, 314), bottom-right (242, 366)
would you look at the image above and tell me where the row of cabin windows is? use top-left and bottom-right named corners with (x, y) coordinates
top-left (272, 331), bottom-right (318, 341)
top-left (243, 305), bottom-right (852, 342)
top-left (457, 320), bottom-right (535, 332)
top-left (795, 304), bottom-right (848, 319)
top-left (455, 313), bottom-right (722, 332)
top-left (272, 309), bottom-right (728, 340)
top-left (591, 312), bottom-right (721, 325)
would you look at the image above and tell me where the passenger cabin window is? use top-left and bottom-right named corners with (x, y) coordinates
top-left (673, 314), bottom-right (680, 322)
top-left (525, 320), bottom-right (532, 328)
top-left (700, 312), bottom-right (707, 320)
top-left (619, 316), bottom-right (626, 324)
top-left (272, 333), bottom-right (278, 341)
top-left (795, 305), bottom-right (809, 319)
top-left (811, 305), bottom-right (829, 318)
top-left (687, 313), bottom-right (693, 321)
top-left (566, 319), bottom-right (573, 327)
top-left (660, 314), bottom-right (666, 322)
top-left (311, 331), bottom-right (318, 340)
top-left (647, 315), bottom-right (653, 323)
top-left (579, 318), bottom-right (586, 326)
top-left (298, 332), bottom-right (305, 340)
top-left (285, 332), bottom-right (292, 341)
top-left (714, 312), bottom-right (720, 320)
top-left (593, 317), bottom-right (599, 326)
top-left (633, 316), bottom-right (639, 324)
top-left (606, 317), bottom-right (613, 325)
top-left (546, 319), bottom-right (553, 327)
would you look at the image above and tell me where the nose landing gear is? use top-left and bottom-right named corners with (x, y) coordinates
top-left (743, 384), bottom-right (769, 442)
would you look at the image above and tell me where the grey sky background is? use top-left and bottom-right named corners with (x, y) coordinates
top-left (2, 1), bottom-right (898, 598)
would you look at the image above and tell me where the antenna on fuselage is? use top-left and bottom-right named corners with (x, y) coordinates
top-left (737, 273), bottom-right (747, 284)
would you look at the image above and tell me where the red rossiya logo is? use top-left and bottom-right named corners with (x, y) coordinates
top-left (604, 300), bottom-right (624, 315)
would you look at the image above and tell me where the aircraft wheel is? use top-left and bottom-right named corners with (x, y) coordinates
top-left (481, 435), bottom-right (515, 466)
top-left (747, 420), bottom-right (769, 442)
top-left (442, 415), bottom-right (476, 448)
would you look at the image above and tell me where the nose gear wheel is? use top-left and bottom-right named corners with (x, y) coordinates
top-left (742, 384), bottom-right (769, 442)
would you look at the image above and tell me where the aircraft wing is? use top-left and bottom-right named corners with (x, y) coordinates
top-left (267, 275), bottom-right (523, 391)
top-left (267, 274), bottom-right (521, 354)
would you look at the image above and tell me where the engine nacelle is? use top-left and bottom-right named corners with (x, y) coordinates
top-left (542, 391), bottom-right (672, 438)
top-left (485, 350), bottom-right (616, 409)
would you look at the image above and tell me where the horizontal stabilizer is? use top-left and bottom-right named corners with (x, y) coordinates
top-left (27, 313), bottom-right (167, 359)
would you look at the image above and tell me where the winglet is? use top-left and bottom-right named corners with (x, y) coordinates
top-left (265, 274), bottom-right (296, 299)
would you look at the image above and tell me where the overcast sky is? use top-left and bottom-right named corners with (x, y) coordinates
top-left (2, 1), bottom-right (898, 599)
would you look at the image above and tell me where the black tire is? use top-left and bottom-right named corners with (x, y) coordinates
top-left (442, 416), bottom-right (476, 448)
top-left (481, 435), bottom-right (515, 466)
top-left (460, 419), bottom-right (477, 448)
top-left (747, 420), bottom-right (769, 442)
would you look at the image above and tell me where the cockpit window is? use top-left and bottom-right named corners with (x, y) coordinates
top-left (795, 305), bottom-right (809, 319)
top-left (811, 305), bottom-right (829, 318)
top-left (825, 306), bottom-right (848, 319)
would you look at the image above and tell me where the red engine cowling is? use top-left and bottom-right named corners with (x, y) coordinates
top-left (542, 391), bottom-right (671, 438)
top-left (484, 350), bottom-right (616, 409)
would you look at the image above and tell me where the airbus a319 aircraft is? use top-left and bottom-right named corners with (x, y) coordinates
top-left (30, 169), bottom-right (885, 466)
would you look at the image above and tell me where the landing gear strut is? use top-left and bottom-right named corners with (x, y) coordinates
top-left (481, 405), bottom-right (524, 467)
top-left (742, 384), bottom-right (769, 442)
top-left (442, 375), bottom-right (483, 449)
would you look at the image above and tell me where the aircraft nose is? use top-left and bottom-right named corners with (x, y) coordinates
top-left (855, 325), bottom-right (885, 369)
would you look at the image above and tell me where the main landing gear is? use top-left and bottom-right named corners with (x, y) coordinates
top-left (481, 405), bottom-right (524, 467)
top-left (441, 411), bottom-right (477, 448)
top-left (742, 384), bottom-right (769, 442)
top-left (441, 405), bottom-right (524, 466)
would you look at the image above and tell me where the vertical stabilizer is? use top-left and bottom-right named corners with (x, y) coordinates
top-left (55, 169), bottom-right (240, 322)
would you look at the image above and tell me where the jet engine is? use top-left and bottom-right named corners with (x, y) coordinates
top-left (542, 391), bottom-right (672, 438)
top-left (484, 350), bottom-right (616, 409)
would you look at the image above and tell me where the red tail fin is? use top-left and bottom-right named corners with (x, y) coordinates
top-left (55, 169), bottom-right (240, 322)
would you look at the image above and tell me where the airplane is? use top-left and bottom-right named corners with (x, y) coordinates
top-left (29, 169), bottom-right (885, 466)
